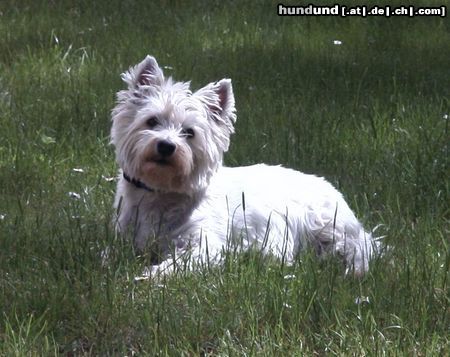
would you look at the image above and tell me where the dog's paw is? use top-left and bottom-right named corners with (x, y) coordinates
top-left (134, 260), bottom-right (175, 282)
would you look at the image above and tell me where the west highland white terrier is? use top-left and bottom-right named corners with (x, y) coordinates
top-left (111, 55), bottom-right (379, 277)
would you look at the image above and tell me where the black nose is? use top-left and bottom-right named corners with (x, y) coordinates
top-left (157, 140), bottom-right (176, 157)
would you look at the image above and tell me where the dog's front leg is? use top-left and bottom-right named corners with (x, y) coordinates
top-left (135, 232), bottom-right (224, 280)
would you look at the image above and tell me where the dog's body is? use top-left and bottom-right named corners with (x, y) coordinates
top-left (111, 56), bottom-right (379, 276)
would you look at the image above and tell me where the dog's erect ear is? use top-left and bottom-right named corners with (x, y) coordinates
top-left (195, 79), bottom-right (237, 129)
top-left (122, 55), bottom-right (164, 88)
top-left (214, 79), bottom-right (235, 121)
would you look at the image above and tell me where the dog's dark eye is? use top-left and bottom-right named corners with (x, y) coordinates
top-left (182, 128), bottom-right (195, 138)
top-left (146, 116), bottom-right (159, 128)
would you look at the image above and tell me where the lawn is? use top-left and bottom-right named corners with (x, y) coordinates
top-left (0, 0), bottom-right (448, 355)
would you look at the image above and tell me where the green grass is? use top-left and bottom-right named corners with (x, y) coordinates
top-left (0, 0), bottom-right (448, 355)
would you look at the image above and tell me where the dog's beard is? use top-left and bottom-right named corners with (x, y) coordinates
top-left (137, 141), bottom-right (194, 192)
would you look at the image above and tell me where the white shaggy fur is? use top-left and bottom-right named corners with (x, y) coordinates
top-left (111, 55), bottom-right (379, 277)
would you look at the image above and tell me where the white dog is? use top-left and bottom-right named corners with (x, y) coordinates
top-left (111, 55), bottom-right (379, 277)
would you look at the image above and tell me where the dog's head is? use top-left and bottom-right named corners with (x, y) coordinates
top-left (111, 56), bottom-right (236, 194)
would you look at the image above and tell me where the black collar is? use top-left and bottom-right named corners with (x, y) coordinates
top-left (123, 172), bottom-right (154, 192)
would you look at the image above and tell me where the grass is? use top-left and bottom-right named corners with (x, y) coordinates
top-left (0, 0), bottom-right (448, 355)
